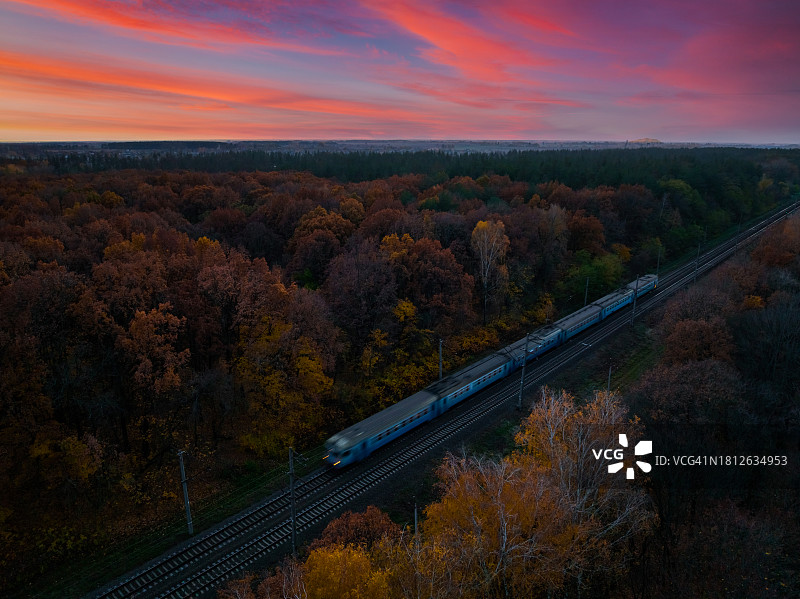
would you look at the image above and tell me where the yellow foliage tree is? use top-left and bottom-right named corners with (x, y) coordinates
top-left (236, 318), bottom-right (332, 457)
top-left (304, 544), bottom-right (394, 599)
top-left (423, 454), bottom-right (568, 598)
top-left (361, 329), bottom-right (389, 376)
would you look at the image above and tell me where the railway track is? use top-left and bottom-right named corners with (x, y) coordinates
top-left (89, 199), bottom-right (798, 599)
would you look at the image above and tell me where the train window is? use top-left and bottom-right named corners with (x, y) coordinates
top-left (343, 450), bottom-right (351, 457)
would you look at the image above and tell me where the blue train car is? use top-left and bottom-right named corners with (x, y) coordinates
top-left (324, 389), bottom-right (438, 467)
top-left (436, 352), bottom-right (513, 411)
top-left (528, 324), bottom-right (563, 358)
top-left (626, 274), bottom-right (658, 296)
top-left (554, 304), bottom-right (602, 340)
top-left (592, 288), bottom-right (634, 319)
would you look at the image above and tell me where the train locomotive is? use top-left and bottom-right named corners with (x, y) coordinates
top-left (324, 274), bottom-right (657, 468)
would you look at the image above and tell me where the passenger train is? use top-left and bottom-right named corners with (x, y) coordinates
top-left (324, 274), bottom-right (658, 468)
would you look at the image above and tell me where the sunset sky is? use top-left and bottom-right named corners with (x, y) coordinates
top-left (1, 0), bottom-right (798, 143)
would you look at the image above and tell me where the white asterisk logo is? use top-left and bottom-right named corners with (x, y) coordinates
top-left (607, 434), bottom-right (652, 479)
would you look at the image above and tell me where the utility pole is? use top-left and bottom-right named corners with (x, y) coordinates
top-left (517, 334), bottom-right (529, 410)
top-left (178, 451), bottom-right (193, 536)
top-left (414, 497), bottom-right (418, 541)
top-left (289, 448), bottom-right (297, 557)
top-left (631, 275), bottom-right (639, 324)
top-left (414, 497), bottom-right (421, 596)
top-left (584, 276), bottom-right (589, 307)
top-left (439, 338), bottom-right (443, 381)
top-left (656, 246), bottom-right (662, 278)
top-left (694, 240), bottom-right (701, 283)
top-left (607, 363), bottom-right (612, 395)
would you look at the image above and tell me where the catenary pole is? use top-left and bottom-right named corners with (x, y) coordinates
top-left (584, 276), bottom-right (589, 307)
top-left (178, 451), bottom-right (193, 536)
top-left (439, 338), bottom-right (443, 380)
top-left (656, 246), bottom-right (661, 278)
top-left (694, 241), bottom-right (701, 282)
top-left (518, 334), bottom-right (529, 410)
top-left (289, 448), bottom-right (297, 557)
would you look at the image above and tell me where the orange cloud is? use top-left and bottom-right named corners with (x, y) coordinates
top-left (0, 49), bottom-right (434, 123)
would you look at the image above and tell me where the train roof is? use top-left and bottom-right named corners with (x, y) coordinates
top-left (426, 350), bottom-right (510, 396)
top-left (504, 324), bottom-right (561, 361)
top-left (327, 388), bottom-right (438, 451)
top-left (553, 304), bottom-right (602, 331)
top-left (530, 324), bottom-right (564, 343)
top-left (592, 288), bottom-right (633, 309)
top-left (626, 274), bottom-right (658, 290)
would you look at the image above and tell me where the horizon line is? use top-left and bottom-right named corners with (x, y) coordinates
top-left (3, 138), bottom-right (798, 147)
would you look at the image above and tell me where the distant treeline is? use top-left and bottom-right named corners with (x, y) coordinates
top-left (33, 146), bottom-right (797, 189)
top-left (100, 141), bottom-right (235, 151)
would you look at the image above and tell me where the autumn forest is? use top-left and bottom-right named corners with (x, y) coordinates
top-left (1, 147), bottom-right (799, 597)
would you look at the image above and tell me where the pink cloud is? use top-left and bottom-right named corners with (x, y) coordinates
top-left (374, 62), bottom-right (586, 111)
top-left (362, 0), bottom-right (555, 83)
top-left (5, 0), bottom-right (349, 55)
top-left (495, 6), bottom-right (577, 38)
